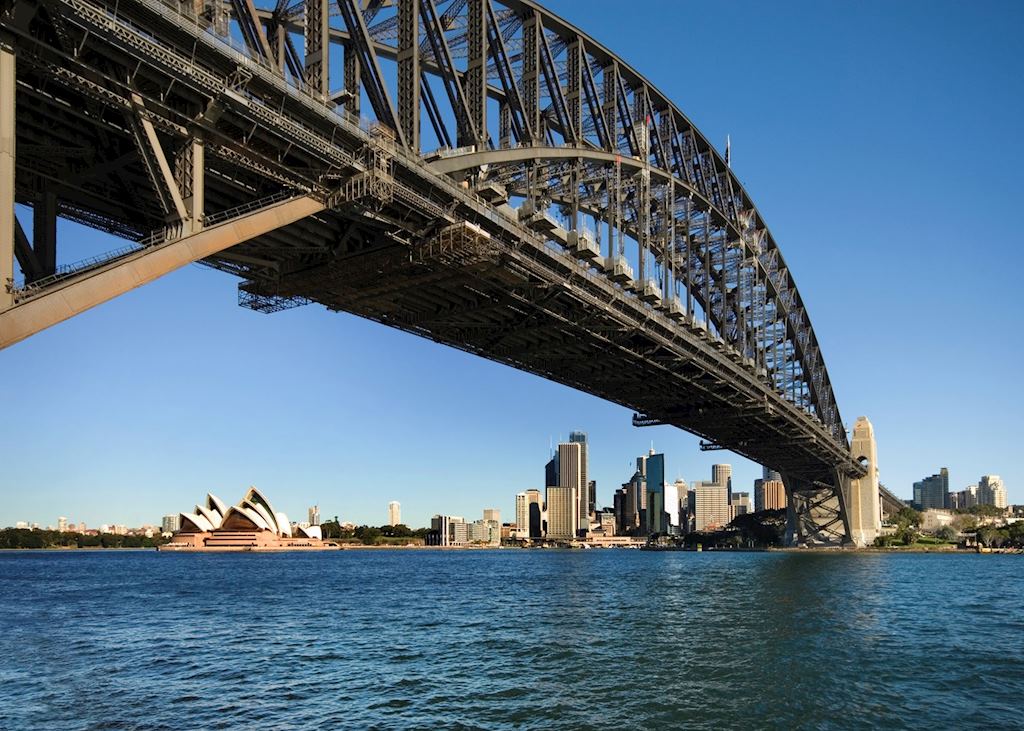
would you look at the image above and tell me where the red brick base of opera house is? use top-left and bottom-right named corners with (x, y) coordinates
top-left (158, 530), bottom-right (339, 552)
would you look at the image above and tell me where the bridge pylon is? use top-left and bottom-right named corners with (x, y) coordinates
top-left (783, 471), bottom-right (854, 547)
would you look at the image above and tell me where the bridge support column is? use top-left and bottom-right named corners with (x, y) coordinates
top-left (33, 192), bottom-right (57, 277)
top-left (0, 34), bottom-right (14, 310)
top-left (0, 195), bottom-right (324, 350)
top-left (783, 472), bottom-right (853, 547)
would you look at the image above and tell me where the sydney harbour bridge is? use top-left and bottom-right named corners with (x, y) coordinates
top-left (0, 0), bottom-right (895, 544)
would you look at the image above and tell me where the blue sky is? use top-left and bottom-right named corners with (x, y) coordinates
top-left (2, 0), bottom-right (1022, 528)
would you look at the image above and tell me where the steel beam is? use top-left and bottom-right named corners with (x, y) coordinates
top-left (397, 0), bottom-right (420, 151)
top-left (13, 218), bottom-right (44, 283)
top-left (0, 34), bottom-right (13, 309)
top-left (0, 196), bottom-right (324, 349)
top-left (32, 192), bottom-right (58, 277)
top-left (465, 0), bottom-right (488, 146)
top-left (303, 0), bottom-right (330, 97)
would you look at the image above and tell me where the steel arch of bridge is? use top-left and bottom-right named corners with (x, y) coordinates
top-left (0, 0), bottom-right (863, 544)
top-left (256, 0), bottom-right (846, 448)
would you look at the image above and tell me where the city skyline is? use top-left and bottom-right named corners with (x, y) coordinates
top-left (0, 0), bottom-right (1021, 528)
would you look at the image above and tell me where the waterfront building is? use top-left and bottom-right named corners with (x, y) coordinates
top-left (387, 501), bottom-right (401, 527)
top-left (161, 514), bottom-right (180, 534)
top-left (57, 517), bottom-right (68, 533)
top-left (913, 468), bottom-right (949, 511)
top-left (515, 492), bottom-right (529, 536)
top-left (569, 431), bottom-right (591, 521)
top-left (77, 521), bottom-right (86, 533)
top-left (308, 505), bottom-right (321, 526)
top-left (693, 482), bottom-right (730, 532)
top-left (468, 520), bottom-right (489, 543)
top-left (515, 489), bottom-right (543, 539)
top-left (920, 509), bottom-right (955, 533)
top-left (162, 487), bottom-right (331, 551)
top-left (14, 521), bottom-right (28, 529)
top-left (645, 452), bottom-right (667, 535)
top-left (977, 475), bottom-right (1007, 509)
top-left (731, 493), bottom-right (751, 519)
top-left (599, 511), bottom-right (616, 536)
top-left (430, 515), bottom-right (467, 547)
top-left (546, 485), bottom-right (577, 539)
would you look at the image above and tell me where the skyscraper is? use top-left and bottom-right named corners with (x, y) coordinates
top-left (731, 493), bottom-right (751, 519)
top-left (569, 431), bottom-right (590, 521)
top-left (162, 515), bottom-right (180, 534)
top-left (545, 486), bottom-right (577, 539)
top-left (308, 505), bottom-right (321, 526)
top-left (712, 464), bottom-right (733, 504)
top-left (978, 475), bottom-right (1007, 509)
top-left (515, 490), bottom-right (543, 539)
top-left (545, 452), bottom-right (559, 490)
top-left (755, 479), bottom-right (786, 512)
top-left (557, 441), bottom-right (583, 536)
top-left (763, 466), bottom-right (782, 483)
top-left (57, 517), bottom-right (67, 532)
top-left (693, 482), bottom-right (730, 531)
top-left (388, 501), bottom-right (401, 527)
top-left (483, 508), bottom-right (500, 524)
top-left (912, 470), bottom-right (948, 511)
top-left (645, 452), bottom-right (666, 535)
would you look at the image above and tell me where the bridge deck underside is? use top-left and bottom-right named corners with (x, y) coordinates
top-left (233, 220), bottom-right (841, 484)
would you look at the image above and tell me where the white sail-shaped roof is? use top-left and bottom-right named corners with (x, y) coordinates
top-left (195, 504), bottom-right (222, 530)
top-left (207, 493), bottom-right (228, 516)
top-left (275, 512), bottom-right (291, 538)
top-left (220, 505), bottom-right (264, 531)
top-left (243, 487), bottom-right (280, 533)
top-left (242, 499), bottom-right (276, 532)
top-left (179, 512), bottom-right (213, 533)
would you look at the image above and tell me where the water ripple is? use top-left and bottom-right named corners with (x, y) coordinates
top-left (0, 550), bottom-right (1021, 729)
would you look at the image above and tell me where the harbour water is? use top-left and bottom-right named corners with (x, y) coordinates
top-left (1, 549), bottom-right (1021, 729)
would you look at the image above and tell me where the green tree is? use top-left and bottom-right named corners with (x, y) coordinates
top-left (935, 525), bottom-right (958, 543)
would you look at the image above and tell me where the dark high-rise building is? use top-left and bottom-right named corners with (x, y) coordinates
top-left (545, 453), bottom-right (559, 489)
top-left (613, 488), bottom-right (625, 533)
top-left (618, 470), bottom-right (645, 535)
top-left (588, 480), bottom-right (597, 517)
top-left (646, 452), bottom-right (666, 536)
top-left (913, 468), bottom-right (949, 511)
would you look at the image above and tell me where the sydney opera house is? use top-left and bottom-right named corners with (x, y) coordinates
top-left (160, 487), bottom-right (337, 551)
